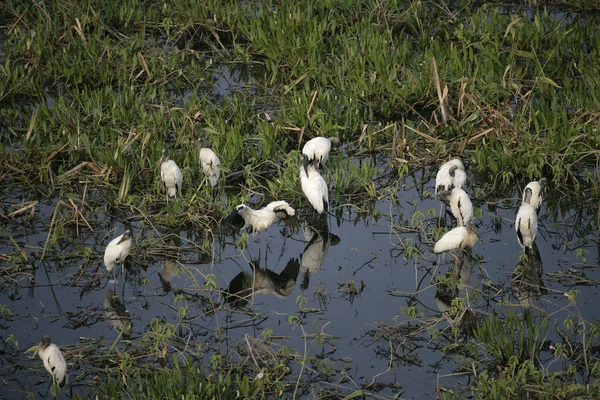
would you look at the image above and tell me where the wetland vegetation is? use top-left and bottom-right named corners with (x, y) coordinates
top-left (1, 0), bottom-right (600, 398)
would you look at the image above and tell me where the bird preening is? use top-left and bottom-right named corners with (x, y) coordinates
top-left (300, 154), bottom-right (329, 215)
top-left (225, 200), bottom-right (299, 234)
top-left (437, 187), bottom-right (473, 227)
top-left (198, 138), bottom-right (221, 188)
top-left (302, 136), bottom-right (339, 170)
top-left (160, 149), bottom-right (182, 200)
top-left (516, 187), bottom-right (538, 250)
top-left (32, 336), bottom-right (67, 388)
top-left (435, 158), bottom-right (466, 195)
top-left (104, 229), bottom-right (133, 280)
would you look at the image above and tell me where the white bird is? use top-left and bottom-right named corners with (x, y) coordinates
top-left (516, 188), bottom-right (538, 249)
top-left (225, 258), bottom-right (300, 307)
top-left (225, 200), bottom-right (298, 234)
top-left (438, 188), bottom-right (473, 227)
top-left (160, 149), bottom-right (182, 199)
top-left (302, 136), bottom-right (339, 169)
top-left (103, 230), bottom-right (133, 279)
top-left (435, 158), bottom-right (466, 195)
top-left (33, 336), bottom-right (67, 387)
top-left (198, 138), bottom-right (221, 188)
top-left (300, 155), bottom-right (329, 214)
top-left (523, 178), bottom-right (548, 212)
top-left (434, 225), bottom-right (478, 255)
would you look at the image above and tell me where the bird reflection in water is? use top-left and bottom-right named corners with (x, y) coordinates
top-left (512, 242), bottom-right (546, 309)
top-left (158, 259), bottom-right (180, 293)
top-left (300, 221), bottom-right (340, 290)
top-left (104, 290), bottom-right (133, 338)
top-left (434, 248), bottom-right (477, 331)
top-left (225, 258), bottom-right (300, 308)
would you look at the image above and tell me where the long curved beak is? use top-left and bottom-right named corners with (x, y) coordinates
top-left (301, 154), bottom-right (309, 177)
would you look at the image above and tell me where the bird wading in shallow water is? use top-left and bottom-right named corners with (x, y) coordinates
top-left (437, 187), bottom-right (473, 227)
top-left (32, 336), bottom-right (67, 388)
top-left (300, 154), bottom-right (329, 215)
top-left (434, 224), bottom-right (479, 257)
top-left (435, 158), bottom-right (466, 195)
top-left (523, 177), bottom-right (548, 212)
top-left (225, 201), bottom-right (299, 234)
top-left (197, 138), bottom-right (221, 188)
top-left (160, 149), bottom-right (182, 200)
top-left (103, 229), bottom-right (133, 281)
top-left (516, 187), bottom-right (538, 249)
top-left (302, 136), bottom-right (339, 170)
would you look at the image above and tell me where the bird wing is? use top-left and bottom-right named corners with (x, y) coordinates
top-left (434, 227), bottom-right (467, 253)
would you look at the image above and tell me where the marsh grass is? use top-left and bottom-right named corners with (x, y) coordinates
top-left (2, 0), bottom-right (600, 398)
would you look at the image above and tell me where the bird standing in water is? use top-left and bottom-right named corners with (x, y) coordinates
top-left (103, 229), bottom-right (133, 281)
top-left (32, 336), bottom-right (67, 388)
top-left (160, 149), bottom-right (182, 200)
top-left (434, 224), bottom-right (479, 257)
top-left (516, 188), bottom-right (538, 249)
top-left (437, 187), bottom-right (473, 227)
top-left (300, 154), bottom-right (329, 214)
top-left (225, 201), bottom-right (299, 234)
top-left (197, 138), bottom-right (221, 188)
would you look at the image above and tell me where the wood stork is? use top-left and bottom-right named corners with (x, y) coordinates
top-left (300, 154), bottom-right (329, 214)
top-left (435, 158), bottom-right (466, 195)
top-left (437, 188), bottom-right (473, 227)
top-left (523, 177), bottom-right (548, 212)
top-left (197, 138), bottom-right (221, 188)
top-left (225, 200), bottom-right (299, 234)
top-left (302, 136), bottom-right (339, 169)
top-left (516, 188), bottom-right (538, 249)
top-left (225, 258), bottom-right (300, 307)
top-left (300, 223), bottom-right (340, 290)
top-left (104, 291), bottom-right (132, 338)
top-left (103, 230), bottom-right (133, 280)
top-left (160, 149), bottom-right (182, 199)
top-left (434, 224), bottom-right (478, 255)
top-left (33, 336), bottom-right (67, 387)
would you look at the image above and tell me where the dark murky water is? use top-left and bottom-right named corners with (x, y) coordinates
top-left (1, 168), bottom-right (599, 399)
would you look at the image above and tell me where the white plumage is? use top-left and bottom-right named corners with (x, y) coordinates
top-left (103, 230), bottom-right (132, 274)
top-left (34, 336), bottom-right (67, 387)
top-left (523, 178), bottom-right (547, 211)
top-left (302, 136), bottom-right (339, 169)
top-left (434, 226), bottom-right (478, 254)
top-left (160, 150), bottom-right (182, 199)
top-left (516, 188), bottom-right (538, 249)
top-left (441, 188), bottom-right (473, 227)
top-left (300, 155), bottom-right (329, 214)
top-left (435, 158), bottom-right (466, 195)
top-left (225, 200), bottom-right (298, 234)
top-left (198, 139), bottom-right (221, 188)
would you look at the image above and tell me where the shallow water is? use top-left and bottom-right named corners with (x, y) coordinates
top-left (1, 167), bottom-right (599, 398)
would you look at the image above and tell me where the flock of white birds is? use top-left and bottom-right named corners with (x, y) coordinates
top-left (29, 141), bottom-right (545, 389)
top-left (432, 158), bottom-right (545, 258)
